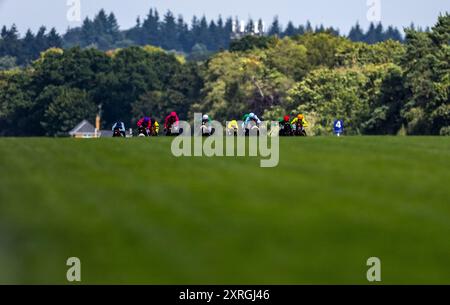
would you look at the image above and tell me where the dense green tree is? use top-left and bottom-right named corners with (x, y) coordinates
top-left (268, 17), bottom-right (282, 36)
top-left (385, 26), bottom-right (403, 42)
top-left (0, 70), bottom-right (34, 135)
top-left (39, 86), bottom-right (96, 136)
top-left (79, 10), bottom-right (122, 49)
top-left (0, 56), bottom-right (17, 70)
top-left (198, 49), bottom-right (292, 120)
top-left (63, 27), bottom-right (83, 48)
top-left (176, 15), bottom-right (190, 51)
top-left (124, 17), bottom-right (142, 44)
top-left (401, 13), bottom-right (450, 135)
top-left (361, 65), bottom-right (406, 134)
top-left (214, 16), bottom-right (227, 50)
top-left (106, 12), bottom-right (121, 42)
top-left (132, 57), bottom-right (202, 121)
top-left (229, 35), bottom-right (277, 52)
top-left (142, 8), bottom-right (161, 46)
top-left (264, 38), bottom-right (309, 80)
top-left (364, 23), bottom-right (379, 44)
top-left (46, 28), bottom-right (62, 48)
top-left (0, 25), bottom-right (20, 59)
top-left (80, 18), bottom-right (95, 47)
top-left (348, 22), bottom-right (365, 42)
top-left (19, 29), bottom-right (36, 64)
top-left (295, 33), bottom-right (351, 68)
top-left (188, 43), bottom-right (212, 61)
top-left (336, 40), bottom-right (405, 67)
top-left (160, 11), bottom-right (179, 50)
top-left (287, 67), bottom-right (371, 135)
top-left (283, 22), bottom-right (297, 37)
top-left (204, 17), bottom-right (227, 51)
top-left (197, 16), bottom-right (212, 49)
top-left (32, 47), bottom-right (111, 92)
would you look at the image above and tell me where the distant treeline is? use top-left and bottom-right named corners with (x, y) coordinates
top-left (1, 13), bottom-right (448, 137)
top-left (0, 8), bottom-right (410, 67)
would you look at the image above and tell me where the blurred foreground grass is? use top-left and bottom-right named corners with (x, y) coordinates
top-left (0, 137), bottom-right (449, 284)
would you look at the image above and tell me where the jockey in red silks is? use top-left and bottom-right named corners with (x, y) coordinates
top-left (137, 117), bottom-right (152, 129)
top-left (164, 112), bottom-right (179, 130)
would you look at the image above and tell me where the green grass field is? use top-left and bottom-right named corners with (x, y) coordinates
top-left (0, 137), bottom-right (449, 284)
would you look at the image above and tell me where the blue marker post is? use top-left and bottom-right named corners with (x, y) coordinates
top-left (334, 120), bottom-right (344, 137)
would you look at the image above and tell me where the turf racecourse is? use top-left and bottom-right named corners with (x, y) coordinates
top-left (0, 137), bottom-right (449, 284)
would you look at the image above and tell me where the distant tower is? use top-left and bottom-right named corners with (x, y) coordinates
top-left (257, 19), bottom-right (265, 36)
top-left (231, 18), bottom-right (243, 40)
top-left (231, 18), bottom-right (265, 41)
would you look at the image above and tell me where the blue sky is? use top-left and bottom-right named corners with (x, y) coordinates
top-left (0, 0), bottom-right (449, 35)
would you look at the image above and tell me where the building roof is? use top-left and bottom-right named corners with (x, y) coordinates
top-left (69, 120), bottom-right (96, 135)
